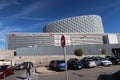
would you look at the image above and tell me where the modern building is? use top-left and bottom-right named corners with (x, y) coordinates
top-left (43, 15), bottom-right (104, 33)
top-left (5, 15), bottom-right (120, 56)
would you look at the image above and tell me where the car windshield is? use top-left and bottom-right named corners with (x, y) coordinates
top-left (0, 66), bottom-right (7, 70)
top-left (100, 58), bottom-right (107, 60)
top-left (86, 59), bottom-right (93, 61)
top-left (58, 61), bottom-right (65, 63)
top-left (73, 61), bottom-right (80, 64)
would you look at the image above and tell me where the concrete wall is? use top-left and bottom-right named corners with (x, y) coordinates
top-left (0, 50), bottom-right (15, 60)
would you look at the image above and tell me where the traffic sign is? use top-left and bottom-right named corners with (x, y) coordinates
top-left (61, 35), bottom-right (66, 48)
top-left (61, 35), bottom-right (68, 80)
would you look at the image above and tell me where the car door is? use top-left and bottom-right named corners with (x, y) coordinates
top-left (97, 58), bottom-right (102, 66)
top-left (4, 66), bottom-right (9, 76)
top-left (6, 66), bottom-right (12, 75)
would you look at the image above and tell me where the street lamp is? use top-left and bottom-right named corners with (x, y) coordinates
top-left (99, 48), bottom-right (101, 57)
top-left (80, 35), bottom-right (86, 45)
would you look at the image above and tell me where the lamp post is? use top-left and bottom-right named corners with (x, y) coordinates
top-left (80, 35), bottom-right (86, 55)
top-left (80, 35), bottom-right (86, 45)
top-left (99, 49), bottom-right (101, 57)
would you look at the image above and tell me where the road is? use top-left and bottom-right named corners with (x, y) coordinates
top-left (38, 65), bottom-right (120, 80)
top-left (4, 70), bottom-right (24, 80)
top-left (5, 65), bottom-right (120, 80)
top-left (4, 70), bottom-right (38, 80)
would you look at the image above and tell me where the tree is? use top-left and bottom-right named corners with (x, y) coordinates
top-left (101, 48), bottom-right (106, 55)
top-left (74, 48), bottom-right (83, 60)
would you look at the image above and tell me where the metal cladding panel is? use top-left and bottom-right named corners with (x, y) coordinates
top-left (17, 46), bottom-right (63, 56)
top-left (43, 15), bottom-right (104, 33)
top-left (16, 44), bottom-right (120, 56)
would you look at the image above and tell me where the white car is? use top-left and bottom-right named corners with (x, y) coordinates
top-left (97, 58), bottom-right (112, 66)
top-left (81, 59), bottom-right (97, 68)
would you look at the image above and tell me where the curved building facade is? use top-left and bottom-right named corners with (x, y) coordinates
top-left (43, 15), bottom-right (104, 33)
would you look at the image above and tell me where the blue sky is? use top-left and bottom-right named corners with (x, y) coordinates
top-left (0, 0), bottom-right (120, 50)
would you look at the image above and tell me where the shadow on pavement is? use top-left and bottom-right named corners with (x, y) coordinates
top-left (16, 76), bottom-right (27, 80)
top-left (72, 72), bottom-right (83, 77)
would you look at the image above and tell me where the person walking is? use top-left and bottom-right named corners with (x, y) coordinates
top-left (25, 63), bottom-right (32, 80)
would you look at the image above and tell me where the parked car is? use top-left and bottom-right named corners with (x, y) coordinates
top-left (15, 62), bottom-right (33, 70)
top-left (106, 56), bottom-right (120, 65)
top-left (51, 60), bottom-right (66, 71)
top-left (0, 65), bottom-right (15, 79)
top-left (80, 59), bottom-right (97, 68)
top-left (97, 70), bottom-right (120, 80)
top-left (67, 59), bottom-right (83, 70)
top-left (95, 58), bottom-right (112, 67)
top-left (49, 60), bottom-right (57, 69)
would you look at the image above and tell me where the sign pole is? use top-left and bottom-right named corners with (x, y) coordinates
top-left (61, 35), bottom-right (68, 80)
top-left (63, 47), bottom-right (68, 80)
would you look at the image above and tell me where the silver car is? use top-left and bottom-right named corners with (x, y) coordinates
top-left (93, 57), bottom-right (112, 66)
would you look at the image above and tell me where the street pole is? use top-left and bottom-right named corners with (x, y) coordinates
top-left (63, 47), bottom-right (68, 80)
top-left (61, 35), bottom-right (68, 80)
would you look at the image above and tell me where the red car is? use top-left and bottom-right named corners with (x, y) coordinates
top-left (0, 65), bottom-right (15, 79)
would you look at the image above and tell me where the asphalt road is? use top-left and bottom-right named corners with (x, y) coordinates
top-left (38, 65), bottom-right (120, 80)
top-left (4, 65), bottom-right (120, 80)
top-left (4, 70), bottom-right (25, 80)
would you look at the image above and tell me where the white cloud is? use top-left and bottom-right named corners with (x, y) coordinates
top-left (9, 1), bottom-right (42, 18)
top-left (0, 0), bottom-right (21, 10)
top-left (0, 27), bottom-right (22, 39)
top-left (8, 0), bottom-right (51, 19)
top-left (5, 16), bottom-right (49, 21)
top-left (0, 25), bottom-right (23, 50)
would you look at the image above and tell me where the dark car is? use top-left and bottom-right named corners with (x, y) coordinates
top-left (107, 57), bottom-right (120, 65)
top-left (97, 70), bottom-right (120, 80)
top-left (51, 60), bottom-right (66, 71)
top-left (67, 60), bottom-right (82, 70)
top-left (49, 60), bottom-right (56, 69)
top-left (15, 62), bottom-right (33, 70)
top-left (80, 59), bottom-right (97, 68)
top-left (0, 65), bottom-right (15, 79)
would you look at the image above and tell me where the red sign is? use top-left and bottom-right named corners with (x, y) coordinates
top-left (49, 32), bottom-right (53, 37)
top-left (12, 34), bottom-right (16, 37)
top-left (61, 35), bottom-right (66, 48)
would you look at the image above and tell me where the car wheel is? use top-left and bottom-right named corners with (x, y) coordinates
top-left (55, 68), bottom-right (59, 71)
top-left (3, 73), bottom-right (6, 79)
top-left (12, 70), bottom-right (15, 74)
top-left (101, 63), bottom-right (104, 66)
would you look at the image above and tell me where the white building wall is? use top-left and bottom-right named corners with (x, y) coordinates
top-left (108, 34), bottom-right (118, 44)
top-left (6, 33), bottom-right (103, 50)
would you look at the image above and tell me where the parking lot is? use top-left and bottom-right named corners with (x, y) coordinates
top-left (37, 65), bottom-right (120, 80)
top-left (3, 65), bottom-right (120, 80)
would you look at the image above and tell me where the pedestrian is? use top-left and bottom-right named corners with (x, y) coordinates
top-left (25, 63), bottom-right (32, 80)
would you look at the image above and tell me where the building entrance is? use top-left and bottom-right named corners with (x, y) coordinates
top-left (112, 48), bottom-right (120, 56)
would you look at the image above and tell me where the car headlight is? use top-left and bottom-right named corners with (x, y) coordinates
top-left (20, 66), bottom-right (23, 69)
top-left (0, 72), bottom-right (3, 74)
